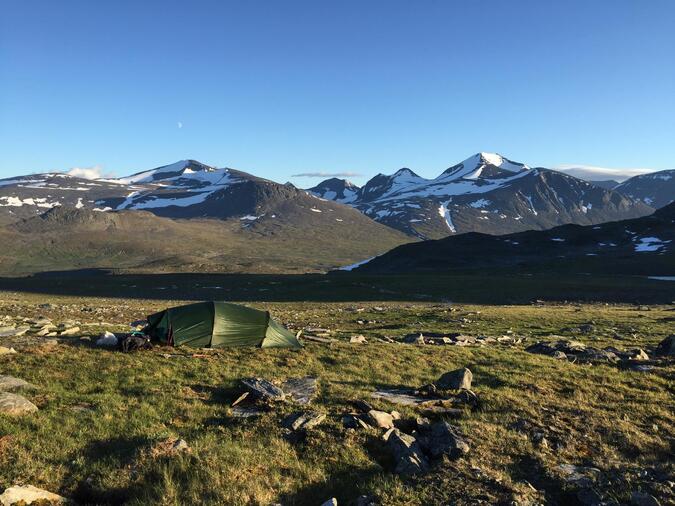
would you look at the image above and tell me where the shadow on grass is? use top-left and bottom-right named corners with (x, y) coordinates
top-left (0, 270), bottom-right (672, 304)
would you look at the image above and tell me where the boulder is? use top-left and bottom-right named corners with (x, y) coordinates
top-left (320, 499), bottom-right (338, 506)
top-left (350, 335), bottom-right (367, 344)
top-left (0, 484), bottom-right (67, 505)
top-left (385, 429), bottom-right (429, 475)
top-left (59, 326), bottom-right (80, 336)
top-left (557, 463), bottom-right (601, 488)
top-left (655, 335), bottom-right (675, 356)
top-left (366, 409), bottom-right (395, 429)
top-left (0, 347), bottom-right (17, 355)
top-left (240, 378), bottom-right (285, 401)
top-left (435, 368), bottom-right (473, 390)
top-left (0, 392), bottom-right (38, 416)
top-left (402, 333), bottom-right (425, 345)
top-left (0, 375), bottom-right (36, 392)
top-left (418, 420), bottom-right (470, 459)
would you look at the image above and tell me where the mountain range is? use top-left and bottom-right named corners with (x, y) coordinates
top-left (309, 152), bottom-right (666, 239)
top-left (0, 154), bottom-right (671, 274)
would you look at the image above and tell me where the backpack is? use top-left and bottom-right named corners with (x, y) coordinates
top-left (119, 334), bottom-right (153, 353)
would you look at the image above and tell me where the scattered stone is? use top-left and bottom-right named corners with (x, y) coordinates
top-left (351, 399), bottom-right (374, 412)
top-left (578, 324), bottom-right (594, 333)
top-left (655, 335), bottom-right (675, 356)
top-left (631, 491), bottom-right (661, 506)
top-left (59, 326), bottom-right (80, 336)
top-left (280, 377), bottom-right (318, 405)
top-left (320, 499), bottom-right (338, 506)
top-left (417, 420), bottom-right (470, 459)
top-left (0, 392), bottom-right (38, 416)
top-left (402, 333), bottom-right (425, 345)
top-left (371, 389), bottom-right (422, 406)
top-left (282, 411), bottom-right (326, 431)
top-left (152, 438), bottom-right (191, 457)
top-left (0, 375), bottom-right (36, 392)
top-left (0, 484), bottom-right (67, 505)
top-left (385, 429), bottom-right (429, 475)
top-left (366, 409), bottom-right (395, 429)
top-left (241, 378), bottom-right (285, 401)
top-left (350, 334), bottom-right (367, 344)
top-left (0, 347), bottom-right (17, 355)
top-left (230, 405), bottom-right (268, 418)
top-left (435, 368), bottom-right (473, 390)
top-left (0, 326), bottom-right (29, 338)
top-left (96, 331), bottom-right (118, 347)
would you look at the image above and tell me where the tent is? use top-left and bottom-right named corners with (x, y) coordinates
top-left (144, 301), bottom-right (302, 349)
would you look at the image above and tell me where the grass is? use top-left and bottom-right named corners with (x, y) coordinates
top-left (0, 293), bottom-right (673, 505)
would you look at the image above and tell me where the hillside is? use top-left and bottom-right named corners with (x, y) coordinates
top-left (614, 169), bottom-right (675, 208)
top-left (348, 202), bottom-right (674, 275)
top-left (0, 207), bottom-right (410, 275)
top-left (309, 153), bottom-right (653, 239)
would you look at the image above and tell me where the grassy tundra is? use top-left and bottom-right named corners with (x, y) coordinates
top-left (0, 292), bottom-right (673, 505)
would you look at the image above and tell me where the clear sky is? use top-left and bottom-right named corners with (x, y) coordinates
top-left (1, 0), bottom-right (674, 184)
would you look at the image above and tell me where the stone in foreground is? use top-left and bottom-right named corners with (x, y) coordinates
top-left (240, 378), bottom-right (285, 401)
top-left (655, 334), bottom-right (675, 356)
top-left (385, 429), bottom-right (429, 475)
top-left (0, 392), bottom-right (38, 416)
top-left (282, 411), bottom-right (326, 431)
top-left (366, 409), bottom-right (395, 429)
top-left (418, 420), bottom-right (470, 459)
top-left (435, 368), bottom-right (473, 390)
top-left (0, 485), bottom-right (67, 505)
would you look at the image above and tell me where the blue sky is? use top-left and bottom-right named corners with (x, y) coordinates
top-left (1, 0), bottom-right (674, 184)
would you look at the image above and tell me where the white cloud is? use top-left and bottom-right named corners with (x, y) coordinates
top-left (177, 121), bottom-right (183, 129)
top-left (554, 164), bottom-right (661, 182)
top-left (67, 165), bottom-right (106, 180)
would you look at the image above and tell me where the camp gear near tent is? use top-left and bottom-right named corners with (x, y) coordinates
top-left (144, 301), bottom-right (302, 349)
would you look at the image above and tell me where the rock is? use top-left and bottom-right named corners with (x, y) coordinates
top-left (59, 326), bottom-right (80, 336)
top-left (282, 411), bottom-right (326, 431)
top-left (435, 368), bottom-right (473, 390)
top-left (630, 349), bottom-right (649, 361)
top-left (418, 420), bottom-right (469, 459)
top-left (240, 378), bottom-right (285, 401)
top-left (0, 347), bottom-right (17, 355)
top-left (342, 413), bottom-right (372, 430)
top-left (552, 351), bottom-right (568, 360)
top-left (96, 331), bottom-right (118, 347)
top-left (366, 409), bottom-right (395, 429)
top-left (0, 484), bottom-right (67, 505)
top-left (350, 335), bottom-right (367, 344)
top-left (557, 464), bottom-right (601, 488)
top-left (230, 405), bottom-right (268, 418)
top-left (0, 375), bottom-right (36, 392)
top-left (0, 325), bottom-right (29, 338)
top-left (578, 324), bottom-right (594, 333)
top-left (320, 499), bottom-right (338, 506)
top-left (351, 399), bottom-right (374, 412)
top-left (280, 377), bottom-right (318, 405)
top-left (402, 333), bottom-right (425, 344)
top-left (152, 438), bottom-right (191, 457)
top-left (170, 438), bottom-right (190, 452)
top-left (631, 491), bottom-right (661, 506)
top-left (371, 389), bottom-right (423, 406)
top-left (655, 335), bottom-right (675, 356)
top-left (0, 392), bottom-right (38, 415)
top-left (385, 429), bottom-right (429, 475)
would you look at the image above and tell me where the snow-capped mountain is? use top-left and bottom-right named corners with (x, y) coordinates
top-left (309, 153), bottom-right (654, 239)
top-left (307, 178), bottom-right (360, 204)
top-left (614, 169), bottom-right (674, 209)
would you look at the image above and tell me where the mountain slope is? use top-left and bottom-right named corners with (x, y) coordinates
top-left (307, 178), bottom-right (360, 203)
top-left (310, 153), bottom-right (653, 239)
top-left (0, 206), bottom-right (411, 275)
top-left (588, 180), bottom-right (620, 190)
top-left (348, 202), bottom-right (674, 275)
top-left (614, 169), bottom-right (675, 208)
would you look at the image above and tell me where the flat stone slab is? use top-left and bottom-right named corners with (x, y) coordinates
top-left (371, 388), bottom-right (424, 406)
top-left (282, 410), bottom-right (326, 431)
top-left (0, 392), bottom-right (38, 415)
top-left (241, 378), bottom-right (285, 401)
top-left (230, 405), bottom-right (268, 418)
top-left (0, 484), bottom-right (67, 505)
top-left (0, 326), bottom-right (30, 338)
top-left (281, 377), bottom-right (318, 405)
top-left (0, 375), bottom-right (36, 392)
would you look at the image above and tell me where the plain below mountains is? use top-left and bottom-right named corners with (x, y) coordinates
top-left (347, 202), bottom-right (675, 276)
top-left (309, 153), bottom-right (664, 239)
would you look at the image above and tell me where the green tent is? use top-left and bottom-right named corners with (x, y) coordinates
top-left (145, 301), bottom-right (302, 349)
